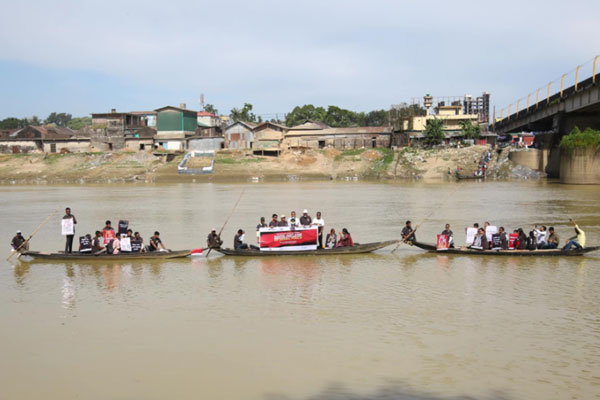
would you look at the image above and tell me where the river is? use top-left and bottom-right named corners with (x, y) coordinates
top-left (1, 181), bottom-right (599, 400)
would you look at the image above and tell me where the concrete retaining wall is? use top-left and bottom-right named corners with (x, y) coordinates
top-left (560, 148), bottom-right (600, 184)
top-left (508, 148), bottom-right (561, 178)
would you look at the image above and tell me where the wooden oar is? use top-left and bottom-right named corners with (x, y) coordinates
top-left (6, 208), bottom-right (59, 261)
top-left (206, 188), bottom-right (245, 257)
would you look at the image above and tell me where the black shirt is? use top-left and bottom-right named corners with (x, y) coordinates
top-left (11, 235), bottom-right (25, 249)
top-left (149, 236), bottom-right (162, 251)
top-left (234, 233), bottom-right (244, 249)
top-left (402, 226), bottom-right (415, 241)
top-left (300, 215), bottom-right (312, 226)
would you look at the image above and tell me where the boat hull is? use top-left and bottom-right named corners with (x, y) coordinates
top-left (20, 250), bottom-right (192, 261)
top-left (410, 241), bottom-right (599, 256)
top-left (216, 240), bottom-right (398, 256)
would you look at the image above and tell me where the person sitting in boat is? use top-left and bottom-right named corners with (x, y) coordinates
top-left (234, 229), bottom-right (248, 250)
top-left (102, 220), bottom-right (116, 245)
top-left (92, 231), bottom-right (105, 253)
top-left (336, 228), bottom-right (354, 247)
top-left (497, 227), bottom-right (509, 250)
top-left (562, 219), bottom-right (586, 251)
top-left (402, 221), bottom-right (415, 243)
top-left (542, 227), bottom-right (560, 249)
top-left (325, 228), bottom-right (337, 249)
top-left (11, 230), bottom-right (29, 252)
top-left (269, 214), bottom-right (279, 228)
top-left (469, 228), bottom-right (488, 250)
top-left (514, 228), bottom-right (528, 250)
top-left (256, 217), bottom-right (267, 243)
top-left (131, 232), bottom-right (144, 253)
top-left (533, 225), bottom-right (547, 249)
top-left (111, 235), bottom-right (121, 255)
top-left (300, 210), bottom-right (312, 226)
top-left (148, 231), bottom-right (167, 252)
top-left (441, 224), bottom-right (454, 248)
top-left (207, 228), bottom-right (223, 249)
top-left (278, 215), bottom-right (289, 227)
top-left (126, 229), bottom-right (133, 239)
top-left (289, 211), bottom-right (299, 227)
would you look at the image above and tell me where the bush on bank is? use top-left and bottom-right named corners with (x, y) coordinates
top-left (559, 127), bottom-right (600, 153)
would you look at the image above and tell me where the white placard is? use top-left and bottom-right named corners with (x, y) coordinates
top-left (61, 218), bottom-right (74, 235)
top-left (120, 237), bottom-right (132, 252)
top-left (465, 227), bottom-right (477, 245)
top-left (486, 226), bottom-right (498, 243)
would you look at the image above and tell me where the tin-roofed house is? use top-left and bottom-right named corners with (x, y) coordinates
top-left (224, 121), bottom-right (256, 149)
top-left (253, 128), bottom-right (283, 156)
top-left (155, 105), bottom-right (198, 151)
top-left (284, 126), bottom-right (392, 150)
top-left (0, 126), bottom-right (90, 154)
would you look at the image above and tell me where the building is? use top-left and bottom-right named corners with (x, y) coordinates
top-left (463, 92), bottom-right (490, 123)
top-left (197, 111), bottom-right (221, 128)
top-left (0, 126), bottom-right (90, 153)
top-left (155, 105), bottom-right (198, 151)
top-left (253, 121), bottom-right (288, 134)
top-left (91, 110), bottom-right (143, 129)
top-left (287, 120), bottom-right (330, 131)
top-left (253, 128), bottom-right (283, 155)
top-left (130, 111), bottom-right (157, 127)
top-left (284, 126), bottom-right (392, 150)
top-left (224, 121), bottom-right (256, 149)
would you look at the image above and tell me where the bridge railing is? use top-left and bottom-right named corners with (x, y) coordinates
top-left (495, 55), bottom-right (599, 127)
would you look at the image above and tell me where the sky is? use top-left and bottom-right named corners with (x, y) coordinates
top-left (0, 0), bottom-right (598, 119)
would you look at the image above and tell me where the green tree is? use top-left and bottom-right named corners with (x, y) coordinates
top-left (424, 118), bottom-right (445, 146)
top-left (68, 116), bottom-right (92, 130)
top-left (459, 120), bottom-right (480, 140)
top-left (0, 117), bottom-right (23, 129)
top-left (45, 112), bottom-right (72, 127)
top-left (285, 104), bottom-right (327, 127)
top-left (204, 104), bottom-right (218, 115)
top-left (229, 103), bottom-right (257, 123)
top-left (27, 116), bottom-right (42, 126)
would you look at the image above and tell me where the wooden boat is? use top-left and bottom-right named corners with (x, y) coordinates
top-left (456, 171), bottom-right (485, 180)
top-left (20, 250), bottom-right (192, 261)
top-left (410, 241), bottom-right (599, 257)
top-left (216, 240), bottom-right (398, 256)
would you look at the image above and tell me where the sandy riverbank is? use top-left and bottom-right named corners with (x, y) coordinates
top-left (0, 145), bottom-right (543, 184)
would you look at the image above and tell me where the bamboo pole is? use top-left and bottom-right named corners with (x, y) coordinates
top-left (7, 208), bottom-right (59, 261)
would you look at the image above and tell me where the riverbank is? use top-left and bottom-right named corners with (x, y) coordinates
top-left (0, 145), bottom-right (544, 184)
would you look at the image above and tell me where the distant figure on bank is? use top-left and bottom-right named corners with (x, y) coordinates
top-left (325, 228), bottom-right (337, 249)
top-left (63, 207), bottom-right (77, 253)
top-left (336, 228), bottom-right (354, 247)
top-left (563, 219), bottom-right (586, 251)
top-left (102, 220), bottom-right (115, 245)
top-left (543, 227), bottom-right (560, 249)
top-left (441, 224), bottom-right (454, 248)
top-left (207, 228), bottom-right (223, 249)
top-left (269, 214), bottom-right (279, 228)
top-left (149, 231), bottom-right (167, 252)
top-left (402, 220), bottom-right (415, 242)
top-left (11, 230), bottom-right (29, 252)
top-left (300, 210), bottom-right (312, 226)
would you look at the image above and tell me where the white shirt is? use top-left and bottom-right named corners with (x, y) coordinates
top-left (313, 218), bottom-right (324, 229)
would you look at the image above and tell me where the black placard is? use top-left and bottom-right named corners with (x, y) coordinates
top-left (118, 220), bottom-right (129, 235)
top-left (131, 240), bottom-right (143, 252)
top-left (79, 236), bottom-right (92, 253)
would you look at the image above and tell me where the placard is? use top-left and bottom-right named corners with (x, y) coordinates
top-left (486, 226), bottom-right (498, 243)
top-left (491, 233), bottom-right (502, 249)
top-left (61, 218), bottom-right (74, 235)
top-left (436, 234), bottom-right (449, 251)
top-left (509, 233), bottom-right (519, 250)
top-left (103, 229), bottom-right (116, 245)
top-left (120, 237), bottom-right (132, 252)
top-left (465, 227), bottom-right (477, 245)
top-left (259, 226), bottom-right (318, 251)
top-left (131, 240), bottom-right (143, 253)
top-left (79, 236), bottom-right (92, 252)
top-left (118, 220), bottom-right (129, 235)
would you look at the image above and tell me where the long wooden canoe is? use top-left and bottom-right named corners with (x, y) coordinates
top-left (216, 240), bottom-right (398, 256)
top-left (410, 241), bottom-right (599, 256)
top-left (20, 250), bottom-right (192, 261)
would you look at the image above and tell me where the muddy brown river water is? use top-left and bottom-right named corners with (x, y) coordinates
top-left (1, 181), bottom-right (599, 399)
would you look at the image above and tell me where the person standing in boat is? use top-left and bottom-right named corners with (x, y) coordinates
top-left (402, 221), bottom-right (415, 242)
top-left (542, 227), bottom-right (560, 249)
top-left (269, 214), bottom-right (279, 228)
top-left (289, 211), bottom-right (299, 227)
top-left (336, 228), bottom-right (354, 247)
top-left (102, 220), bottom-right (116, 245)
top-left (300, 210), bottom-right (312, 226)
top-left (441, 224), bottom-right (454, 248)
top-left (63, 207), bottom-right (77, 254)
top-left (325, 228), bottom-right (337, 249)
top-left (148, 231), bottom-right (167, 252)
top-left (207, 228), bottom-right (223, 249)
top-left (562, 219), bottom-right (586, 251)
top-left (312, 211), bottom-right (325, 248)
top-left (256, 217), bottom-right (267, 243)
top-left (11, 230), bottom-right (29, 252)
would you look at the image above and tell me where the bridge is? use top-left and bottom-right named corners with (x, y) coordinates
top-left (493, 55), bottom-right (600, 135)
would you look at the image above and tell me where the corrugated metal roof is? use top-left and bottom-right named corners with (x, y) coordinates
top-left (255, 128), bottom-right (283, 141)
top-left (285, 126), bottom-right (392, 137)
top-left (289, 120), bottom-right (330, 130)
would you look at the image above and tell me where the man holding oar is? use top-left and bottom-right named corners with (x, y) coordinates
top-left (11, 230), bottom-right (29, 253)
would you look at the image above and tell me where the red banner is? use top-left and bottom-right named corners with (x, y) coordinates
top-left (509, 233), bottom-right (518, 250)
top-left (259, 227), bottom-right (318, 251)
top-left (437, 234), bottom-right (449, 251)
